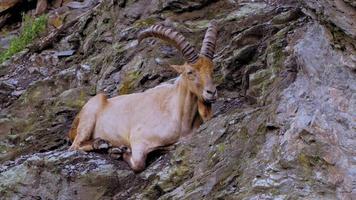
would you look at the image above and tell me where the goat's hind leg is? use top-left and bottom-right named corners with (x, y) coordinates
top-left (69, 110), bottom-right (97, 151)
top-left (69, 94), bottom-right (107, 151)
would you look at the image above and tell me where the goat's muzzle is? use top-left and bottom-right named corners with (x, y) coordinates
top-left (203, 89), bottom-right (217, 104)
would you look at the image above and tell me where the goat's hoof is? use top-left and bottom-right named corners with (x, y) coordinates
top-left (108, 147), bottom-right (125, 160)
top-left (109, 147), bottom-right (124, 154)
top-left (108, 146), bottom-right (129, 153)
top-left (109, 152), bottom-right (122, 160)
top-left (92, 138), bottom-right (112, 150)
top-left (108, 146), bottom-right (130, 160)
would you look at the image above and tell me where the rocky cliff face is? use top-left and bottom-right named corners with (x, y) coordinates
top-left (0, 0), bottom-right (355, 199)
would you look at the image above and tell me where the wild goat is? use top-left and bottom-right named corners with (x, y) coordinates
top-left (68, 21), bottom-right (218, 172)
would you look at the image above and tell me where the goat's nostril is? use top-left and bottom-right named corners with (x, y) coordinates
top-left (206, 90), bottom-right (216, 95)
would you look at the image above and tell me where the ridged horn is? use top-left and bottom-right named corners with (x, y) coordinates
top-left (138, 25), bottom-right (199, 64)
top-left (200, 20), bottom-right (218, 60)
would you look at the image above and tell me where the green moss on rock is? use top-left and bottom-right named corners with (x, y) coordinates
top-left (134, 18), bottom-right (158, 28)
top-left (118, 70), bottom-right (142, 95)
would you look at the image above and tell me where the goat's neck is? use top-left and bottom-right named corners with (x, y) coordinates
top-left (174, 77), bottom-right (199, 136)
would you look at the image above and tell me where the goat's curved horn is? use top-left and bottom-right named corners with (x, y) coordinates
top-left (200, 21), bottom-right (218, 60)
top-left (138, 25), bottom-right (199, 64)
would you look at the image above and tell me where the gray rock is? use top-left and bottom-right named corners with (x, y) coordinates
top-left (301, 0), bottom-right (356, 38)
top-left (159, 0), bottom-right (216, 13)
top-left (0, 150), bottom-right (135, 199)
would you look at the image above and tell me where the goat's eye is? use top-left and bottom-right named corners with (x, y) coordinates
top-left (186, 71), bottom-right (195, 80)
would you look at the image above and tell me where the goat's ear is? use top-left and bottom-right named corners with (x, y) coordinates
top-left (171, 65), bottom-right (185, 74)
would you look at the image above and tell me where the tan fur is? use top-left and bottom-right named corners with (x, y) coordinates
top-left (68, 116), bottom-right (80, 142)
top-left (69, 56), bottom-right (217, 172)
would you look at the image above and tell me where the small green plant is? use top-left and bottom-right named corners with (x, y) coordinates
top-left (0, 14), bottom-right (47, 63)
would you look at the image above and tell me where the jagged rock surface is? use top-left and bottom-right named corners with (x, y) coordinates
top-left (0, 0), bottom-right (355, 199)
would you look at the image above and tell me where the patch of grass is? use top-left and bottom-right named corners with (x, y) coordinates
top-left (0, 14), bottom-right (47, 63)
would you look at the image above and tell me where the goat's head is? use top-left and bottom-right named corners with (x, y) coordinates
top-left (138, 21), bottom-right (218, 106)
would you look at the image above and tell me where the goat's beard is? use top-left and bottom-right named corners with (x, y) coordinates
top-left (198, 100), bottom-right (212, 122)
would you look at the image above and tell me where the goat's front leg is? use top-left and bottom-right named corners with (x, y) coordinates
top-left (123, 144), bottom-right (147, 173)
